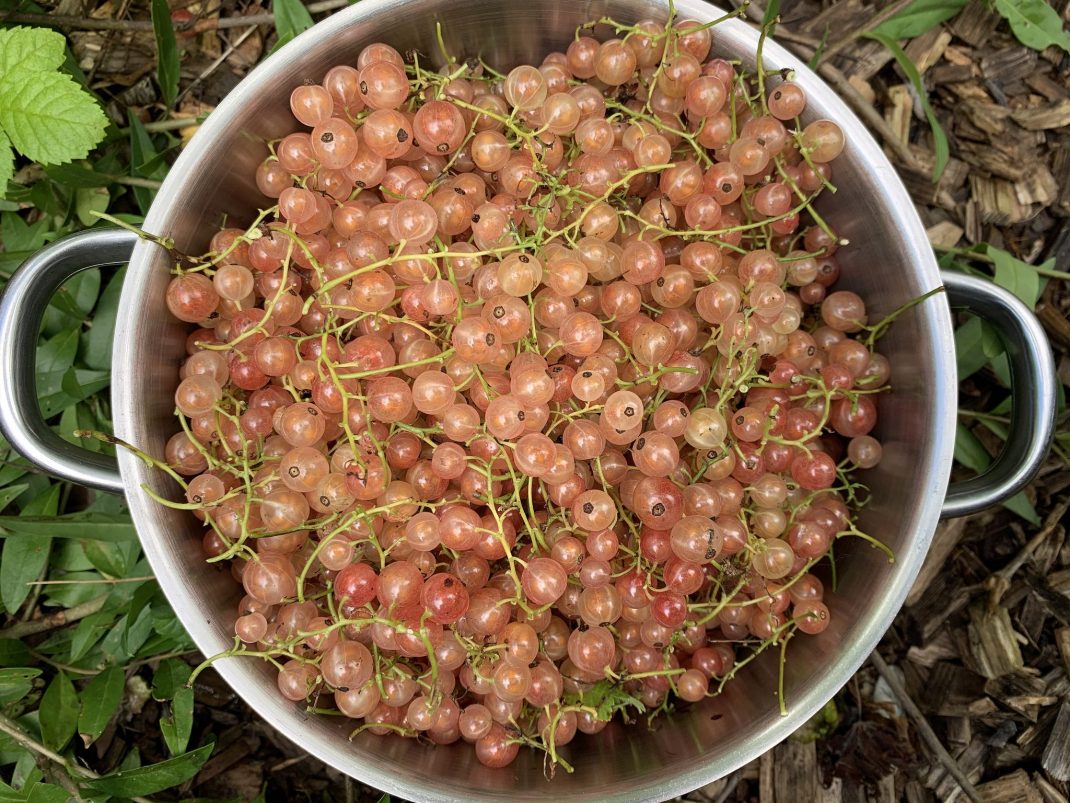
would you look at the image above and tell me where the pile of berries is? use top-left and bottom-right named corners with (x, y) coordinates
top-left (161, 12), bottom-right (887, 771)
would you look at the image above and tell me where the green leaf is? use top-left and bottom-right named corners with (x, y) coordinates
top-left (36, 328), bottom-right (79, 402)
top-left (151, 0), bottom-right (180, 107)
top-left (84, 267), bottom-right (126, 370)
top-left (42, 163), bottom-right (113, 188)
top-left (0, 535), bottom-right (51, 613)
top-left (65, 268), bottom-right (101, 318)
top-left (0, 639), bottom-right (33, 667)
top-left (566, 678), bottom-right (645, 722)
top-left (75, 186), bottom-right (110, 227)
top-left (993, 0), bottom-right (1070, 53)
top-left (1002, 490), bottom-right (1041, 525)
top-left (872, 0), bottom-right (968, 39)
top-left (987, 245), bottom-right (1043, 307)
top-left (39, 671), bottom-right (79, 751)
top-left (762, 0), bottom-right (781, 27)
top-left (1, 211), bottom-right (49, 251)
top-left (0, 27), bottom-right (66, 75)
top-left (26, 784), bottom-right (68, 803)
top-left (954, 422), bottom-right (991, 473)
top-left (160, 686), bottom-right (193, 755)
top-left (69, 608), bottom-right (116, 662)
top-left (954, 317), bottom-right (1004, 380)
top-left (81, 743), bottom-right (213, 797)
top-left (1, 484), bottom-right (60, 613)
top-left (272, 0), bottom-right (314, 52)
top-left (82, 539), bottom-right (130, 578)
top-left (0, 484), bottom-right (29, 513)
top-left (78, 666), bottom-right (124, 746)
top-left (0, 668), bottom-right (41, 704)
top-left (152, 658), bottom-right (191, 700)
top-left (126, 112), bottom-right (163, 214)
top-left (0, 132), bottom-right (13, 196)
top-left (0, 513), bottom-right (136, 542)
top-left (0, 68), bottom-right (108, 166)
top-left (864, 31), bottom-right (949, 181)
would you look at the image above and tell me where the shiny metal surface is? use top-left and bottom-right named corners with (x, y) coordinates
top-left (0, 0), bottom-right (1053, 800)
top-left (110, 2), bottom-right (958, 796)
top-left (941, 272), bottom-right (1055, 517)
top-left (0, 229), bottom-right (134, 493)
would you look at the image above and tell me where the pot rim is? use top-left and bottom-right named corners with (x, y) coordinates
top-left (113, 0), bottom-right (957, 799)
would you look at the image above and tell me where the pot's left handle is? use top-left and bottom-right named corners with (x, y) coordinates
top-left (0, 229), bottom-right (139, 494)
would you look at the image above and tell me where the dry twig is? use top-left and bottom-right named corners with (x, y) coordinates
top-left (986, 495), bottom-right (1070, 610)
top-left (815, 0), bottom-right (916, 66)
top-left (869, 651), bottom-right (985, 803)
top-left (0, 711), bottom-right (154, 803)
top-left (0, 593), bottom-right (108, 639)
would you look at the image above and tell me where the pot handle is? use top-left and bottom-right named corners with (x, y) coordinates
top-left (0, 228), bottom-right (138, 494)
top-left (940, 270), bottom-right (1056, 518)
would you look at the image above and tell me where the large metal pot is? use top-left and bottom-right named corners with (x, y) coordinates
top-left (0, 0), bottom-right (1057, 799)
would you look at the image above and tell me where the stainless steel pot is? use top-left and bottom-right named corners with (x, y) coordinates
top-left (0, 1), bottom-right (1057, 800)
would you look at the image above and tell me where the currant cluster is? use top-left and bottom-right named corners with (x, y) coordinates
top-left (160, 11), bottom-right (890, 771)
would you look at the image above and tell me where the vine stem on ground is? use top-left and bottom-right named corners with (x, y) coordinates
top-left (0, 592), bottom-right (108, 639)
top-left (869, 651), bottom-right (985, 803)
top-left (0, 711), bottom-right (154, 803)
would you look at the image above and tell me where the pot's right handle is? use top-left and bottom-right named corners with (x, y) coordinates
top-left (940, 270), bottom-right (1056, 518)
top-left (0, 229), bottom-right (139, 494)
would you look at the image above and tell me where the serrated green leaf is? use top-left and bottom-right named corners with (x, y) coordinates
top-left (993, 0), bottom-right (1070, 53)
top-left (0, 27), bottom-right (66, 75)
top-left (872, 0), bottom-right (968, 39)
top-left (0, 667), bottom-right (41, 704)
top-left (0, 132), bottom-right (13, 197)
top-left (272, 0), bottom-right (314, 52)
top-left (39, 671), bottom-right (79, 751)
top-left (865, 31), bottom-right (949, 181)
top-left (81, 743), bottom-right (213, 797)
top-left (78, 666), bottom-right (124, 746)
top-left (85, 267), bottom-right (126, 370)
top-left (160, 686), bottom-right (193, 755)
top-left (566, 678), bottom-right (645, 722)
top-left (987, 245), bottom-right (1043, 307)
top-left (954, 317), bottom-right (1004, 380)
top-left (0, 513), bottom-right (136, 542)
top-left (0, 69), bottom-right (108, 166)
top-left (151, 0), bottom-right (180, 107)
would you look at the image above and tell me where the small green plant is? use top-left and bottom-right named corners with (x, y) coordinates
top-left (0, 27), bottom-right (109, 196)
